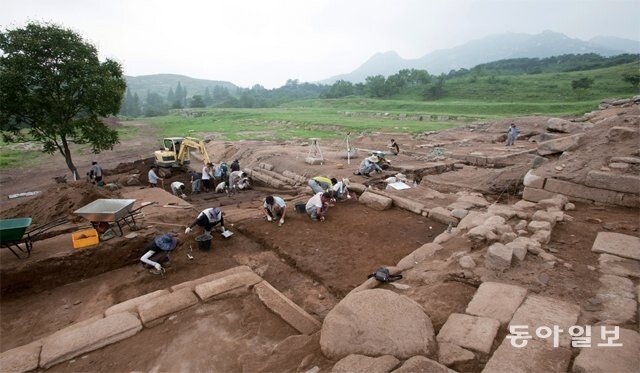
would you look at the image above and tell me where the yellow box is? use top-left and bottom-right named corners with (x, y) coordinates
top-left (72, 228), bottom-right (99, 249)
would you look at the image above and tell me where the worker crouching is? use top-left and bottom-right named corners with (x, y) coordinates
top-left (185, 207), bottom-right (228, 235)
top-left (263, 195), bottom-right (287, 225)
top-left (306, 191), bottom-right (332, 221)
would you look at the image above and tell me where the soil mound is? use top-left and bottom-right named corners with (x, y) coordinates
top-left (1, 182), bottom-right (122, 225)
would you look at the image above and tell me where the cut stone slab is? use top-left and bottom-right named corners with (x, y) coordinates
top-left (331, 354), bottom-right (400, 373)
top-left (523, 170), bottom-right (545, 189)
top-left (171, 265), bottom-right (253, 292)
top-left (359, 191), bottom-right (393, 211)
top-left (509, 295), bottom-right (580, 347)
top-left (523, 187), bottom-right (557, 202)
top-left (305, 157), bottom-right (324, 165)
top-left (573, 327), bottom-right (640, 373)
top-left (40, 312), bottom-right (142, 369)
top-left (320, 289), bottom-right (436, 360)
top-left (436, 313), bottom-right (500, 354)
top-left (595, 294), bottom-right (637, 324)
top-left (598, 253), bottom-right (640, 279)
top-left (104, 289), bottom-right (170, 316)
top-left (482, 338), bottom-right (571, 373)
top-left (391, 356), bottom-right (454, 373)
top-left (485, 243), bottom-right (513, 271)
top-left (537, 133), bottom-right (584, 156)
top-left (598, 275), bottom-right (635, 299)
top-left (457, 195), bottom-right (490, 207)
top-left (429, 206), bottom-right (459, 226)
top-left (137, 288), bottom-right (198, 326)
top-left (466, 282), bottom-right (527, 325)
top-left (450, 209), bottom-right (469, 220)
top-left (437, 342), bottom-right (475, 368)
top-left (591, 232), bottom-right (640, 261)
top-left (195, 271), bottom-right (262, 301)
top-left (254, 281), bottom-right (321, 335)
top-left (585, 170), bottom-right (640, 194)
top-left (0, 341), bottom-right (42, 373)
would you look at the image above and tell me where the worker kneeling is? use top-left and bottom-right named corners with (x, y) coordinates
top-left (263, 195), bottom-right (287, 225)
top-left (140, 233), bottom-right (177, 275)
top-left (354, 156), bottom-right (382, 177)
top-left (307, 176), bottom-right (335, 194)
top-left (185, 207), bottom-right (228, 235)
top-left (306, 191), bottom-right (332, 221)
top-left (170, 181), bottom-right (187, 198)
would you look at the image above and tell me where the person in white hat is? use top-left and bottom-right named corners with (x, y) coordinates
top-left (354, 155), bottom-right (382, 177)
top-left (332, 178), bottom-right (352, 201)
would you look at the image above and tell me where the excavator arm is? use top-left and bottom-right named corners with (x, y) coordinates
top-left (176, 137), bottom-right (211, 165)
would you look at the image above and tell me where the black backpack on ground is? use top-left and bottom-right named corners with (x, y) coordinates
top-left (368, 267), bottom-right (403, 283)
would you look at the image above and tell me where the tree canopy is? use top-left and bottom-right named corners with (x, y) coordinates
top-left (0, 22), bottom-right (126, 179)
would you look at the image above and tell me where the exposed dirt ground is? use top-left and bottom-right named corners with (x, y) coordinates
top-left (1, 105), bottom-right (639, 371)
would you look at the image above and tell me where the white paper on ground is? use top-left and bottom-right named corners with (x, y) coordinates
top-left (387, 182), bottom-right (410, 190)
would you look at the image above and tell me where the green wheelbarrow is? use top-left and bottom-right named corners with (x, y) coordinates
top-left (0, 217), bottom-right (67, 259)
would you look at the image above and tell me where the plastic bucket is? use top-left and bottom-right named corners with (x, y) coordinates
top-left (295, 202), bottom-right (306, 214)
top-left (195, 234), bottom-right (212, 251)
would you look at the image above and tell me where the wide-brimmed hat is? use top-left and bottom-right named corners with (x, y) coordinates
top-left (395, 173), bottom-right (408, 181)
top-left (342, 178), bottom-right (351, 187)
top-left (154, 233), bottom-right (177, 251)
top-left (368, 155), bottom-right (379, 163)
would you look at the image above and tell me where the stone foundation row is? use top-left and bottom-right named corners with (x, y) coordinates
top-left (0, 266), bottom-right (320, 372)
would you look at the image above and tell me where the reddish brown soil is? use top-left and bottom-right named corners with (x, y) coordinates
top-left (236, 202), bottom-right (447, 297)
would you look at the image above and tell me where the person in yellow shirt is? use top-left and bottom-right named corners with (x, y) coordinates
top-left (307, 176), bottom-right (336, 195)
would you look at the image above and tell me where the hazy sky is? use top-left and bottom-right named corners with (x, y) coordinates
top-left (2, 0), bottom-right (639, 88)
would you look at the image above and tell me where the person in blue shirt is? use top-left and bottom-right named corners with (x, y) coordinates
top-left (506, 123), bottom-right (520, 146)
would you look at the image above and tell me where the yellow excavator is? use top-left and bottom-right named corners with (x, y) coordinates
top-left (154, 137), bottom-right (211, 168)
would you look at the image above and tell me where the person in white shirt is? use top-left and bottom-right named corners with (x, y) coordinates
top-left (148, 167), bottom-right (163, 188)
top-left (263, 195), bottom-right (287, 225)
top-left (185, 207), bottom-right (227, 235)
top-left (170, 181), bottom-right (187, 198)
top-left (140, 233), bottom-right (177, 274)
top-left (305, 191), bottom-right (331, 221)
top-left (201, 163), bottom-right (213, 192)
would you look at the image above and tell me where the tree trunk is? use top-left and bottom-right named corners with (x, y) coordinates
top-left (60, 136), bottom-right (79, 181)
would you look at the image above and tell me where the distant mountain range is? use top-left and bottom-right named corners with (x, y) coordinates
top-left (124, 74), bottom-right (238, 98)
top-left (322, 31), bottom-right (640, 84)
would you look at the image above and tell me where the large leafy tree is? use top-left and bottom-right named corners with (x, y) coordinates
top-left (0, 23), bottom-right (126, 179)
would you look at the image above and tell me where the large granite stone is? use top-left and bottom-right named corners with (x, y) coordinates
top-left (591, 232), bottom-right (640, 261)
top-left (466, 282), bottom-right (527, 325)
top-left (436, 313), bottom-right (500, 354)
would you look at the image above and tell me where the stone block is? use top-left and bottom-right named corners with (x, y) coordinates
top-left (104, 289), bottom-right (170, 316)
top-left (332, 354), bottom-right (400, 373)
top-left (437, 313), bottom-right (500, 354)
top-left (171, 266), bottom-right (253, 292)
top-left (195, 271), bottom-right (263, 301)
top-left (607, 126), bottom-right (639, 142)
top-left (304, 157), bottom-right (324, 165)
top-left (137, 288), bottom-right (198, 326)
top-left (482, 338), bottom-right (571, 373)
top-left (528, 220), bottom-right (551, 233)
top-left (531, 210), bottom-right (557, 227)
top-left (523, 170), bottom-right (545, 189)
top-left (392, 356), bottom-right (453, 373)
top-left (531, 230), bottom-right (551, 244)
top-left (359, 191), bottom-right (392, 211)
top-left (573, 327), bottom-right (640, 373)
top-left (485, 243), bottom-right (513, 270)
top-left (397, 243), bottom-right (443, 270)
top-left (598, 253), bottom-right (640, 279)
top-left (437, 342), bottom-right (475, 368)
top-left (537, 134), bottom-right (584, 155)
top-left (591, 232), bottom-right (640, 261)
top-left (509, 295), bottom-right (580, 347)
top-left (585, 170), bottom-right (640, 194)
top-left (0, 341), bottom-right (41, 373)
top-left (522, 187), bottom-right (556, 202)
top-left (466, 282), bottom-right (528, 325)
top-left (457, 211), bottom-right (487, 231)
top-left (428, 206), bottom-right (459, 226)
top-left (544, 177), bottom-right (619, 205)
top-left (459, 255), bottom-right (476, 269)
top-left (457, 195), bottom-right (489, 207)
top-left (450, 209), bottom-right (468, 219)
top-left (40, 312), bottom-right (142, 369)
top-left (254, 281), bottom-right (320, 334)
